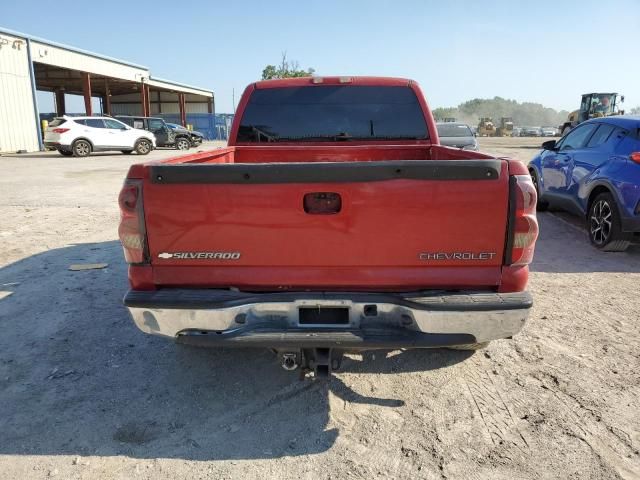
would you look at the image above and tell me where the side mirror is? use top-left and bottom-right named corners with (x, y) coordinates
top-left (542, 140), bottom-right (557, 151)
top-left (621, 96), bottom-right (625, 103)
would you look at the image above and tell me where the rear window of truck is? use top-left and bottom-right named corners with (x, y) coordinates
top-left (237, 85), bottom-right (429, 142)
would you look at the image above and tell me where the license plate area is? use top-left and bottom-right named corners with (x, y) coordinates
top-left (299, 307), bottom-right (349, 325)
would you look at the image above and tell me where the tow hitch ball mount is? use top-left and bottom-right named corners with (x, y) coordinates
top-left (281, 353), bottom-right (298, 371)
top-left (279, 348), bottom-right (343, 379)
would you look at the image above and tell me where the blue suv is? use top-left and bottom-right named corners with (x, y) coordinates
top-left (528, 116), bottom-right (640, 251)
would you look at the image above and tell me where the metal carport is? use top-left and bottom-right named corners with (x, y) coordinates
top-left (0, 27), bottom-right (214, 153)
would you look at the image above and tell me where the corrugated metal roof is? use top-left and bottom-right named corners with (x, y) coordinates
top-left (0, 26), bottom-right (213, 96)
top-left (148, 76), bottom-right (213, 97)
top-left (0, 26), bottom-right (148, 70)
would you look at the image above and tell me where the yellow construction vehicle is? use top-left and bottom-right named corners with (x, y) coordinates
top-left (560, 93), bottom-right (624, 136)
top-left (477, 117), bottom-right (496, 137)
top-left (496, 117), bottom-right (514, 137)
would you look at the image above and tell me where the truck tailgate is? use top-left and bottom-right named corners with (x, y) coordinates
top-left (142, 160), bottom-right (509, 290)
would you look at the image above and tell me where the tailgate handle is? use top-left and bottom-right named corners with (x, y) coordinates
top-left (303, 192), bottom-right (342, 214)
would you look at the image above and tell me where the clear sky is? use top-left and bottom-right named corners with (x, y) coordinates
top-left (3, 0), bottom-right (639, 113)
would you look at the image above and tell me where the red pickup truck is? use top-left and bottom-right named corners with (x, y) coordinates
top-left (118, 76), bottom-right (538, 377)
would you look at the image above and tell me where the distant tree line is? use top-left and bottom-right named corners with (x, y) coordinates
top-left (433, 97), bottom-right (571, 127)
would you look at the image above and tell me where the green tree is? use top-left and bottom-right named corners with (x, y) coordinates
top-left (261, 52), bottom-right (315, 80)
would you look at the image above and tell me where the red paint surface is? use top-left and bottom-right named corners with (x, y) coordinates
top-left (122, 77), bottom-right (535, 293)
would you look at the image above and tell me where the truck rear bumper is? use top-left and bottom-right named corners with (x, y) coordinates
top-left (124, 289), bottom-right (532, 348)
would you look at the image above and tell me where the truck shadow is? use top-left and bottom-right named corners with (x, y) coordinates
top-left (0, 241), bottom-right (471, 461)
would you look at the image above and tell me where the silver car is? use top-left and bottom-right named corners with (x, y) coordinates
top-left (436, 122), bottom-right (478, 150)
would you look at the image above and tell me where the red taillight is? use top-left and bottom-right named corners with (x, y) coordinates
top-left (52, 128), bottom-right (70, 133)
top-left (118, 180), bottom-right (148, 264)
top-left (630, 152), bottom-right (640, 164)
top-left (508, 175), bottom-right (539, 266)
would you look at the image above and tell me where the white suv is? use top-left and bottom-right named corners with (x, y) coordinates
top-left (44, 116), bottom-right (156, 157)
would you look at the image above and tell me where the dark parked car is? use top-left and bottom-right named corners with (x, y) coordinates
top-left (435, 122), bottom-right (478, 150)
top-left (521, 126), bottom-right (542, 137)
top-left (167, 123), bottom-right (204, 147)
top-left (115, 116), bottom-right (192, 150)
top-left (528, 116), bottom-right (640, 251)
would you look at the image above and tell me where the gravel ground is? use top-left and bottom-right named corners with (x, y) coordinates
top-left (0, 138), bottom-right (638, 479)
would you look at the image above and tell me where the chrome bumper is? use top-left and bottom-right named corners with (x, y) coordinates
top-left (124, 290), bottom-right (531, 348)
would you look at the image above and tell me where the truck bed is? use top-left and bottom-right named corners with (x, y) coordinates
top-left (142, 143), bottom-right (496, 166)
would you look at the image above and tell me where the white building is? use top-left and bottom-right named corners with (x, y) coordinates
top-left (0, 27), bottom-right (214, 153)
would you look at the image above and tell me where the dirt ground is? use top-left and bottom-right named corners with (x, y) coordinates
top-left (0, 138), bottom-right (639, 479)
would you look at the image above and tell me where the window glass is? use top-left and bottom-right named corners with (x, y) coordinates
top-left (611, 128), bottom-right (635, 154)
top-left (84, 119), bottom-right (106, 129)
top-left (607, 127), bottom-right (627, 145)
top-left (558, 124), bottom-right (598, 150)
top-left (580, 96), bottom-right (590, 112)
top-left (586, 124), bottom-right (616, 148)
top-left (237, 86), bottom-right (428, 142)
top-left (147, 119), bottom-right (165, 131)
top-left (104, 119), bottom-right (126, 129)
top-left (591, 95), bottom-right (613, 115)
top-left (133, 120), bottom-right (145, 129)
top-left (436, 124), bottom-right (472, 137)
top-left (49, 118), bottom-right (66, 127)
top-left (117, 117), bottom-right (133, 127)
